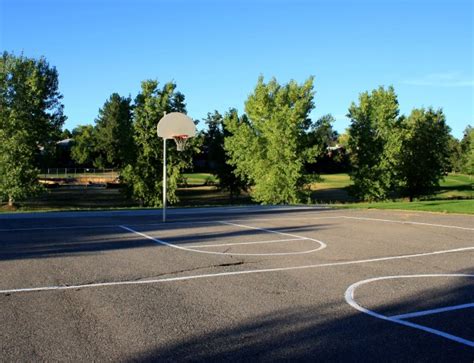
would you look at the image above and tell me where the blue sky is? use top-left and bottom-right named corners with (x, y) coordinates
top-left (1, 0), bottom-right (473, 138)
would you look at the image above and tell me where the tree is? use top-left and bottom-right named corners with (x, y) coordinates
top-left (305, 114), bottom-right (345, 173)
top-left (447, 135), bottom-right (463, 173)
top-left (95, 93), bottom-right (134, 168)
top-left (204, 110), bottom-right (248, 198)
top-left (224, 76), bottom-right (315, 204)
top-left (398, 108), bottom-right (451, 201)
top-left (0, 52), bottom-right (65, 206)
top-left (460, 126), bottom-right (473, 175)
top-left (347, 86), bottom-right (401, 201)
top-left (310, 114), bottom-right (338, 152)
top-left (60, 128), bottom-right (72, 140)
top-left (71, 125), bottom-right (101, 167)
top-left (204, 111), bottom-right (225, 171)
top-left (121, 80), bottom-right (193, 206)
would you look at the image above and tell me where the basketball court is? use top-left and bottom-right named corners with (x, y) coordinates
top-left (0, 206), bottom-right (472, 361)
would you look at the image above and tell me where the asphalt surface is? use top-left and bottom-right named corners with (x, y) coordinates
top-left (0, 206), bottom-right (473, 362)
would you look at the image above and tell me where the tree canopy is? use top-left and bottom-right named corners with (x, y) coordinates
top-left (348, 86), bottom-right (401, 201)
top-left (203, 109), bottom-right (248, 197)
top-left (121, 80), bottom-right (194, 206)
top-left (224, 76), bottom-right (316, 204)
top-left (348, 86), bottom-right (453, 201)
top-left (0, 52), bottom-right (65, 205)
top-left (71, 125), bottom-right (100, 167)
top-left (398, 108), bottom-right (451, 201)
top-left (95, 93), bottom-right (134, 168)
top-left (459, 126), bottom-right (473, 175)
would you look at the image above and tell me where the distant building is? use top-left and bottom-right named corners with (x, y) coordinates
top-left (56, 138), bottom-right (74, 147)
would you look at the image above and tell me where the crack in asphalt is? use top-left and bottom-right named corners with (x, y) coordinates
top-left (90, 261), bottom-right (253, 285)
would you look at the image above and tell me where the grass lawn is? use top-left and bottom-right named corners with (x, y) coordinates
top-left (181, 173), bottom-right (218, 186)
top-left (311, 173), bottom-right (353, 189)
top-left (334, 199), bottom-right (474, 215)
top-left (436, 174), bottom-right (473, 199)
top-left (1, 172), bottom-right (472, 215)
top-left (324, 173), bottom-right (473, 214)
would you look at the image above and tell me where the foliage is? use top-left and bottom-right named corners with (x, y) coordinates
top-left (204, 110), bottom-right (248, 198)
top-left (71, 93), bottom-right (134, 168)
top-left (337, 131), bottom-right (350, 149)
top-left (347, 86), bottom-right (401, 201)
top-left (60, 128), bottom-right (72, 139)
top-left (121, 80), bottom-right (195, 206)
top-left (398, 108), bottom-right (451, 201)
top-left (95, 93), bottom-right (134, 167)
top-left (0, 52), bottom-right (65, 205)
top-left (309, 114), bottom-right (338, 152)
top-left (459, 125), bottom-right (473, 175)
top-left (71, 125), bottom-right (101, 167)
top-left (305, 114), bottom-right (349, 173)
top-left (447, 135), bottom-right (463, 173)
top-left (224, 76), bottom-right (315, 204)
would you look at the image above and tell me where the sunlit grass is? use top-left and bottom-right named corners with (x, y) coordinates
top-left (334, 199), bottom-right (474, 214)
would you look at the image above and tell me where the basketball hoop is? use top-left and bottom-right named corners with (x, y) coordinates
top-left (157, 112), bottom-right (196, 222)
top-left (172, 134), bottom-right (189, 151)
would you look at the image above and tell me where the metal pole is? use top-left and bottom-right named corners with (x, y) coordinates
top-left (163, 138), bottom-right (167, 222)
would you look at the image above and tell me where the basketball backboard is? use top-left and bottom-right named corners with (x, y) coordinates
top-left (157, 112), bottom-right (196, 139)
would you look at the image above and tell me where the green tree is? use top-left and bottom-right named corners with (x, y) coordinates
top-left (398, 108), bottom-right (451, 201)
top-left (305, 114), bottom-right (343, 173)
top-left (310, 114), bottom-right (338, 152)
top-left (460, 126), bottom-right (473, 175)
top-left (447, 135), bottom-right (463, 173)
top-left (337, 131), bottom-right (350, 149)
top-left (95, 93), bottom-right (134, 168)
top-left (204, 109), bottom-right (248, 198)
top-left (60, 128), bottom-right (72, 140)
top-left (121, 80), bottom-right (193, 206)
top-left (0, 52), bottom-right (65, 206)
top-left (224, 76), bottom-right (315, 204)
top-left (71, 125), bottom-right (101, 167)
top-left (347, 86), bottom-right (401, 201)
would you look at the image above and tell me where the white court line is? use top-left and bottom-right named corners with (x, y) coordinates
top-left (389, 303), bottom-right (474, 320)
top-left (345, 274), bottom-right (474, 348)
top-left (338, 216), bottom-right (474, 231)
top-left (1, 246), bottom-right (472, 295)
top-left (219, 221), bottom-right (316, 239)
top-left (120, 225), bottom-right (327, 256)
top-left (187, 237), bottom-right (307, 249)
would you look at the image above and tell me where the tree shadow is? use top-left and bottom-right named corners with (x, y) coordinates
top-left (0, 220), bottom-right (332, 261)
top-left (127, 269), bottom-right (474, 362)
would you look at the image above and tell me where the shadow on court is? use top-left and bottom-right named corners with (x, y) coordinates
top-left (0, 222), bottom-right (331, 261)
top-left (128, 270), bottom-right (474, 362)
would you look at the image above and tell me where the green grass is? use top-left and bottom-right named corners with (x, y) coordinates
top-left (436, 174), bottom-right (473, 199)
top-left (2, 172), bottom-right (472, 215)
top-left (181, 173), bottom-right (218, 186)
top-left (311, 173), bottom-right (352, 189)
top-left (333, 199), bottom-right (474, 214)
top-left (324, 173), bottom-right (473, 214)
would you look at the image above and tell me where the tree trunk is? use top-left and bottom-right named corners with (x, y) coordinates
top-left (8, 196), bottom-right (14, 207)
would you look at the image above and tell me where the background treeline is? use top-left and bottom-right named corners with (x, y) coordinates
top-left (1, 52), bottom-right (472, 207)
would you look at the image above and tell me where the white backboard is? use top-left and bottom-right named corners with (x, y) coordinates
top-left (157, 112), bottom-right (196, 139)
